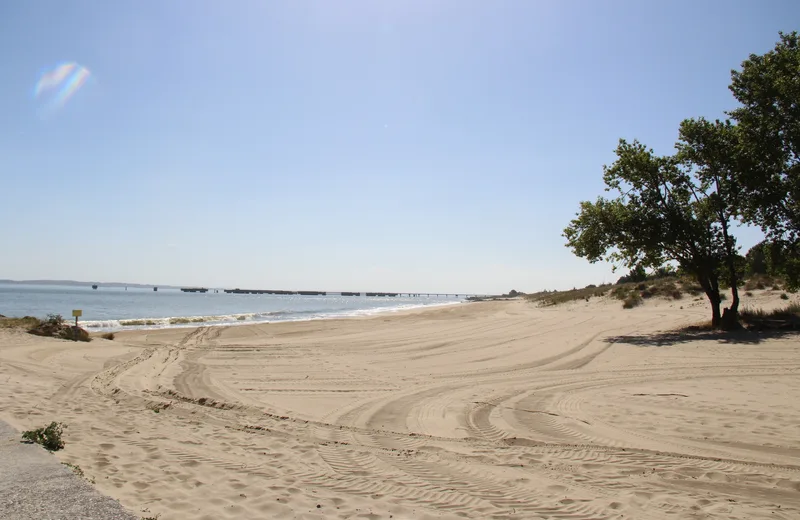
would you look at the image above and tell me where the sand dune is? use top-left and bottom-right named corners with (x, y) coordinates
top-left (1, 293), bottom-right (799, 519)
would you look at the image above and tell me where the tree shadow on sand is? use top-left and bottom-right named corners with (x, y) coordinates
top-left (605, 326), bottom-right (800, 347)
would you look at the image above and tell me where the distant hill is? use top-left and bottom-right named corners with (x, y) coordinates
top-left (0, 279), bottom-right (179, 289)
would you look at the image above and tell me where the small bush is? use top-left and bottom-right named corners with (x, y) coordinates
top-left (780, 293), bottom-right (790, 300)
top-left (28, 315), bottom-right (90, 342)
top-left (622, 294), bottom-right (642, 309)
top-left (101, 332), bottom-right (115, 340)
top-left (670, 289), bottom-right (683, 300)
top-left (22, 422), bottom-right (65, 451)
top-left (719, 293), bottom-right (727, 301)
top-left (745, 291), bottom-right (753, 296)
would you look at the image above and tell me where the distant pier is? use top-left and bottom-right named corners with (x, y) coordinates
top-left (181, 287), bottom-right (209, 293)
top-left (216, 289), bottom-right (472, 298)
top-left (222, 289), bottom-right (326, 295)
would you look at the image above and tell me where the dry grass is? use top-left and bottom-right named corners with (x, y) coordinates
top-left (0, 316), bottom-right (42, 330)
top-left (525, 285), bottom-right (611, 306)
top-left (740, 303), bottom-right (800, 329)
top-left (744, 274), bottom-right (781, 291)
top-left (622, 294), bottom-right (643, 309)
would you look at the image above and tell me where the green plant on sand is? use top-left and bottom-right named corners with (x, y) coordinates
top-left (22, 422), bottom-right (66, 451)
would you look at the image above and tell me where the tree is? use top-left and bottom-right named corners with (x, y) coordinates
top-left (675, 117), bottom-right (744, 326)
top-left (729, 31), bottom-right (800, 289)
top-left (616, 265), bottom-right (647, 284)
top-left (745, 241), bottom-right (769, 276)
top-left (563, 139), bottom-right (740, 328)
top-left (745, 240), bottom-right (793, 282)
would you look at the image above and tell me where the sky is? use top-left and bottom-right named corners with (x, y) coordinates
top-left (0, 1), bottom-right (798, 294)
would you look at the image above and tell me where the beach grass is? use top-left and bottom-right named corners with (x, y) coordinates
top-left (0, 316), bottom-right (43, 330)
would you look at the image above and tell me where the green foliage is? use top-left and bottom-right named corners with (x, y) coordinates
top-left (616, 265), bottom-right (647, 284)
top-left (745, 242), bottom-right (769, 276)
top-left (45, 314), bottom-right (64, 327)
top-left (728, 32), bottom-right (800, 289)
top-left (563, 138), bottom-right (736, 327)
top-left (563, 32), bottom-right (800, 326)
top-left (22, 422), bottom-right (65, 451)
top-left (745, 240), bottom-right (797, 290)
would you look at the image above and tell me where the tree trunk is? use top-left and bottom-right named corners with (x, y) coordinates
top-left (698, 274), bottom-right (722, 328)
top-left (710, 298), bottom-right (721, 328)
top-left (720, 208), bottom-right (740, 329)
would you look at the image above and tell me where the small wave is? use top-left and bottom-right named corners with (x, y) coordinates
top-left (80, 300), bottom-right (463, 332)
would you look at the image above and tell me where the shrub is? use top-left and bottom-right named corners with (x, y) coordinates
top-left (101, 332), bottom-right (115, 340)
top-left (781, 293), bottom-right (790, 300)
top-left (622, 294), bottom-right (642, 309)
top-left (745, 291), bottom-right (753, 296)
top-left (22, 422), bottom-right (65, 451)
top-left (28, 315), bottom-right (90, 342)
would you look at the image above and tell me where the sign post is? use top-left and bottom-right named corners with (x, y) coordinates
top-left (71, 310), bottom-right (83, 342)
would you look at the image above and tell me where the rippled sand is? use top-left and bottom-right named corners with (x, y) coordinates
top-left (2, 294), bottom-right (799, 519)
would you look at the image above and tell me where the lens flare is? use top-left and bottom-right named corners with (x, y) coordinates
top-left (34, 62), bottom-right (91, 108)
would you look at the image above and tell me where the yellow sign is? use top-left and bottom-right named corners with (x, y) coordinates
top-left (72, 310), bottom-right (82, 317)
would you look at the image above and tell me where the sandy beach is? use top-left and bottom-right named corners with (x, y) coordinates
top-left (1, 294), bottom-right (799, 519)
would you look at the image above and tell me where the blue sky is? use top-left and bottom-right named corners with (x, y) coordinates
top-left (1, 1), bottom-right (797, 293)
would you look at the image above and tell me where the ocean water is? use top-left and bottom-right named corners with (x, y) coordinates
top-left (0, 284), bottom-right (463, 331)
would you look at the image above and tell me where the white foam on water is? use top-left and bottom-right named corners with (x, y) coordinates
top-left (80, 300), bottom-right (463, 332)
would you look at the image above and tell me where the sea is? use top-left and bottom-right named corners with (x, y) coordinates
top-left (0, 284), bottom-right (464, 332)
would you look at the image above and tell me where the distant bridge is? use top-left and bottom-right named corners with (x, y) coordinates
top-left (181, 288), bottom-right (478, 298)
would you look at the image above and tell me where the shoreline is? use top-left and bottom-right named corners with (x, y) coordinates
top-left (83, 299), bottom-right (466, 333)
top-left (2, 295), bottom-right (798, 519)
